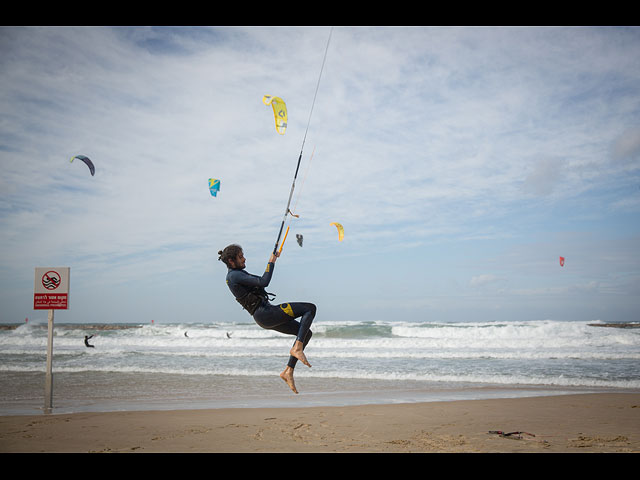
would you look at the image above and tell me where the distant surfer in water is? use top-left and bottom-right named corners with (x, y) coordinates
top-left (84, 335), bottom-right (94, 348)
top-left (218, 244), bottom-right (316, 394)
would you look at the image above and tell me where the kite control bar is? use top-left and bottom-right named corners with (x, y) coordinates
top-left (278, 226), bottom-right (290, 255)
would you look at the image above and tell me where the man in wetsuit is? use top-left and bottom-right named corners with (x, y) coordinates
top-left (84, 335), bottom-right (94, 348)
top-left (218, 244), bottom-right (316, 394)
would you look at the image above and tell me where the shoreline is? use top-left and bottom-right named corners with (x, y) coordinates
top-left (1, 392), bottom-right (638, 453)
top-left (2, 369), bottom-right (629, 416)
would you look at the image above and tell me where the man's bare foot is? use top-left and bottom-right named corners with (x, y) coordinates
top-left (280, 367), bottom-right (298, 394)
top-left (290, 340), bottom-right (311, 367)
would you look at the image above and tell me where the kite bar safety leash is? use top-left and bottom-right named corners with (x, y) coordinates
top-left (277, 145), bottom-right (316, 255)
top-left (273, 27), bottom-right (333, 255)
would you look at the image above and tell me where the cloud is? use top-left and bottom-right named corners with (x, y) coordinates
top-left (1, 26), bottom-right (640, 323)
top-left (470, 274), bottom-right (502, 288)
top-left (612, 126), bottom-right (640, 164)
top-left (522, 156), bottom-right (565, 196)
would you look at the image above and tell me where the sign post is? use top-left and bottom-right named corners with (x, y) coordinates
top-left (44, 309), bottom-right (54, 413)
top-left (34, 267), bottom-right (70, 414)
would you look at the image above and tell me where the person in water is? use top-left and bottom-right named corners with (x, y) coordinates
top-left (84, 335), bottom-right (94, 348)
top-left (219, 244), bottom-right (316, 394)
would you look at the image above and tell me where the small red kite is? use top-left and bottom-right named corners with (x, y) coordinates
top-left (559, 256), bottom-right (565, 267)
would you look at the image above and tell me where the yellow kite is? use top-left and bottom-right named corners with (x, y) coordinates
top-left (262, 95), bottom-right (288, 135)
top-left (330, 222), bottom-right (344, 242)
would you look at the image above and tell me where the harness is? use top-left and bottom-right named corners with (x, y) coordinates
top-left (235, 287), bottom-right (276, 315)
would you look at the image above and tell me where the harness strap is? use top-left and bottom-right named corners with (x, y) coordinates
top-left (236, 287), bottom-right (276, 315)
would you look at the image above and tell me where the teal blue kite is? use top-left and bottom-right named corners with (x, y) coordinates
top-left (209, 178), bottom-right (220, 197)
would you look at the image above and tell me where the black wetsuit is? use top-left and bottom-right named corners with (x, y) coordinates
top-left (226, 261), bottom-right (315, 368)
top-left (84, 335), bottom-right (94, 348)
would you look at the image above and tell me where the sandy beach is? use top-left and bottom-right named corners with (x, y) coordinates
top-left (1, 393), bottom-right (638, 453)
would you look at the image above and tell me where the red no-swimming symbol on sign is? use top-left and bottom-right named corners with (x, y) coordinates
top-left (42, 271), bottom-right (62, 290)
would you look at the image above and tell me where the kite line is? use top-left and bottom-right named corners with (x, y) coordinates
top-left (273, 27), bottom-right (333, 255)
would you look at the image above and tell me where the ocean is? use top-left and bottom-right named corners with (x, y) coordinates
top-left (1, 319), bottom-right (639, 415)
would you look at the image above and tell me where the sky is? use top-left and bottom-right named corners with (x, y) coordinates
top-left (1, 26), bottom-right (639, 325)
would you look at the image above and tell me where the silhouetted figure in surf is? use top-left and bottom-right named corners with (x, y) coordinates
top-left (84, 335), bottom-right (95, 348)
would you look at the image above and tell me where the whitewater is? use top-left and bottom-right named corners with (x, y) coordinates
top-left (1, 319), bottom-right (638, 414)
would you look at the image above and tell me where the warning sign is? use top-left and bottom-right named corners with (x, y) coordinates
top-left (34, 267), bottom-right (70, 310)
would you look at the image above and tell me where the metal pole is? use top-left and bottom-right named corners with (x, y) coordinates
top-left (44, 308), bottom-right (54, 414)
